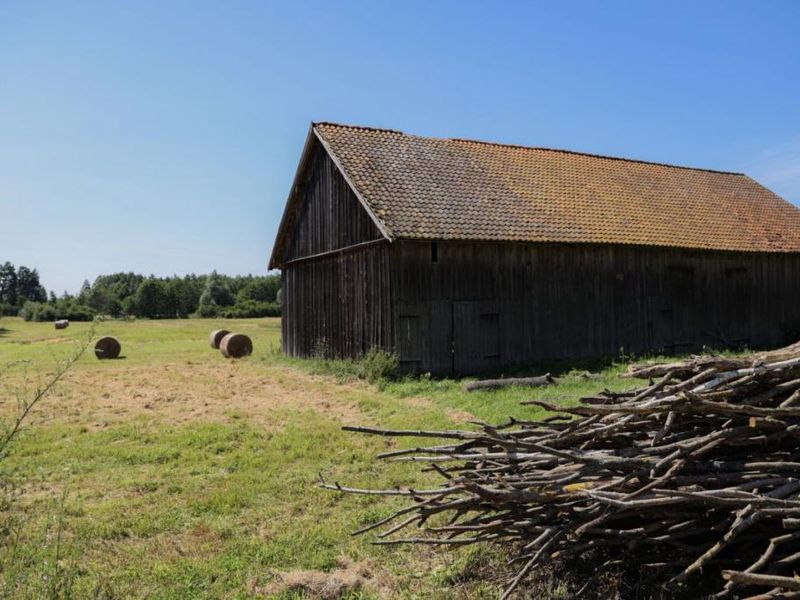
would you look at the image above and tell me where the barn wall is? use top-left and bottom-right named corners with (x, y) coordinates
top-left (389, 240), bottom-right (800, 374)
top-left (282, 141), bottom-right (384, 263)
top-left (279, 140), bottom-right (392, 358)
top-left (282, 244), bottom-right (392, 358)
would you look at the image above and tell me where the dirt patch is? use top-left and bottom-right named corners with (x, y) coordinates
top-left (255, 557), bottom-right (392, 599)
top-left (2, 347), bottom-right (473, 441)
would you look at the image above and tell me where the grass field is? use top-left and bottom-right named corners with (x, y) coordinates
top-left (0, 317), bottom-right (644, 599)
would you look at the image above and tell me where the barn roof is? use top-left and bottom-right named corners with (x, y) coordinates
top-left (301, 122), bottom-right (800, 254)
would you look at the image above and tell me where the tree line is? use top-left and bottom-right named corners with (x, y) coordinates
top-left (0, 262), bottom-right (281, 321)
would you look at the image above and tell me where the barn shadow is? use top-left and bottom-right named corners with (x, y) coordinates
top-left (455, 354), bottom-right (621, 381)
top-left (445, 339), bottom-right (774, 381)
top-left (458, 337), bottom-right (791, 382)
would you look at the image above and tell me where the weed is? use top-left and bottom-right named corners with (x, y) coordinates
top-left (303, 347), bottom-right (399, 384)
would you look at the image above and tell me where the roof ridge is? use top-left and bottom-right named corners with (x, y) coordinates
top-left (314, 121), bottom-right (745, 177)
top-left (313, 121), bottom-right (404, 135)
top-left (448, 138), bottom-right (745, 176)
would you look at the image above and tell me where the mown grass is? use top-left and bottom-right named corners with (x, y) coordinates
top-left (0, 316), bottom-right (670, 598)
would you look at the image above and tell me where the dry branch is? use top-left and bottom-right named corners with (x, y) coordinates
top-left (463, 374), bottom-right (556, 393)
top-left (327, 341), bottom-right (800, 598)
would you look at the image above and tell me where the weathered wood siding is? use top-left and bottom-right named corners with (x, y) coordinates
top-left (282, 243), bottom-right (392, 358)
top-left (282, 142), bottom-right (383, 263)
top-left (280, 139), bottom-right (391, 358)
top-left (278, 140), bottom-right (800, 374)
top-left (390, 240), bottom-right (800, 374)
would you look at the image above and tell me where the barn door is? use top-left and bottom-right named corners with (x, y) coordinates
top-left (394, 301), bottom-right (454, 374)
top-left (395, 302), bottom-right (424, 372)
top-left (453, 301), bottom-right (500, 375)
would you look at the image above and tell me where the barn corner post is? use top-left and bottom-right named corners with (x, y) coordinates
top-left (270, 122), bottom-right (800, 375)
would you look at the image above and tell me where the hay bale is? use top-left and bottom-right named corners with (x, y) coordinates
top-left (94, 336), bottom-right (121, 359)
top-left (209, 329), bottom-right (230, 349)
top-left (54, 319), bottom-right (69, 330)
top-left (219, 333), bottom-right (252, 358)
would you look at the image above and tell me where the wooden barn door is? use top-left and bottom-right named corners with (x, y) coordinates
top-left (394, 301), bottom-right (454, 374)
top-left (453, 301), bottom-right (500, 375)
top-left (395, 302), bottom-right (424, 372)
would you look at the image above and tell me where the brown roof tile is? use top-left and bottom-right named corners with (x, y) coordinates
top-left (313, 122), bottom-right (800, 253)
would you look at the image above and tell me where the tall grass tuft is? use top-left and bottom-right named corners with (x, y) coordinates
top-left (1, 330), bottom-right (92, 598)
top-left (305, 340), bottom-right (399, 385)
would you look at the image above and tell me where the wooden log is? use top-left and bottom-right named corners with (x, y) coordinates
top-left (94, 336), bottom-right (121, 359)
top-left (464, 374), bottom-right (555, 393)
top-left (219, 333), bottom-right (252, 359)
top-left (54, 319), bottom-right (69, 330)
top-left (209, 329), bottom-right (230, 349)
top-left (722, 570), bottom-right (800, 591)
top-left (624, 340), bottom-right (800, 380)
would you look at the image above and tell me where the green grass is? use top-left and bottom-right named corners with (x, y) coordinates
top-left (0, 317), bottom-right (281, 368)
top-left (0, 316), bottom-right (654, 598)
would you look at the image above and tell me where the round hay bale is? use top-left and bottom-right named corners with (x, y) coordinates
top-left (219, 333), bottom-right (252, 359)
top-left (94, 336), bottom-right (121, 360)
top-left (209, 329), bottom-right (230, 349)
top-left (54, 319), bottom-right (69, 330)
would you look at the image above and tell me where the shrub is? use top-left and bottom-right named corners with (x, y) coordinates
top-left (18, 301), bottom-right (38, 321)
top-left (59, 302), bottom-right (95, 322)
top-left (194, 301), bottom-right (219, 318)
top-left (0, 303), bottom-right (16, 317)
top-left (20, 300), bottom-right (95, 322)
top-left (217, 300), bottom-right (281, 319)
top-left (38, 304), bottom-right (57, 322)
top-left (356, 347), bottom-right (400, 383)
top-left (307, 345), bottom-right (399, 384)
top-left (18, 301), bottom-right (56, 322)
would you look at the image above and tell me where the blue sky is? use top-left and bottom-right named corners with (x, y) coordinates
top-left (1, 1), bottom-right (799, 294)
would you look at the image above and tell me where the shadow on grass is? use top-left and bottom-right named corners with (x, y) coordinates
top-left (283, 339), bottom-right (772, 387)
top-left (413, 344), bottom-right (773, 382)
top-left (0, 327), bottom-right (10, 337)
top-left (468, 355), bottom-right (621, 379)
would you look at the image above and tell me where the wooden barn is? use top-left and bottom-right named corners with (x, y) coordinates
top-left (269, 122), bottom-right (800, 375)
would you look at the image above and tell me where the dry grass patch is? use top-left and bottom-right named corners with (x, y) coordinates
top-left (257, 557), bottom-right (393, 599)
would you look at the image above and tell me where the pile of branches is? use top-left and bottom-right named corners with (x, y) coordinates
top-left (324, 341), bottom-right (800, 599)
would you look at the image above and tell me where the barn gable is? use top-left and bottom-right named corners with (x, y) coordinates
top-left (269, 126), bottom-right (389, 269)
